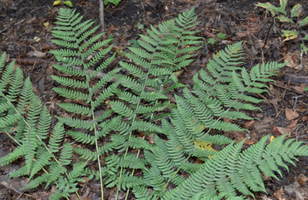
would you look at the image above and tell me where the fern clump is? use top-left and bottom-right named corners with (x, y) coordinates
top-left (0, 6), bottom-right (308, 200)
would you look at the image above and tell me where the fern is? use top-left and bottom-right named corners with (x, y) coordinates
top-left (1, 6), bottom-right (308, 200)
top-left (0, 53), bottom-right (88, 199)
top-left (162, 135), bottom-right (308, 199)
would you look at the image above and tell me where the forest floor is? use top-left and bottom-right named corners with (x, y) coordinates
top-left (1, 0), bottom-right (308, 199)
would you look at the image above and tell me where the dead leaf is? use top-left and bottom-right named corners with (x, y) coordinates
top-left (274, 187), bottom-right (285, 200)
top-left (284, 181), bottom-right (300, 195)
top-left (236, 32), bottom-right (248, 38)
top-left (284, 53), bottom-right (298, 69)
top-left (294, 85), bottom-right (307, 93)
top-left (296, 174), bottom-right (308, 186)
top-left (147, 134), bottom-right (154, 144)
top-left (285, 108), bottom-right (299, 120)
top-left (229, 131), bottom-right (255, 145)
top-left (242, 120), bottom-right (255, 130)
top-left (286, 119), bottom-right (298, 129)
top-left (203, 31), bottom-right (216, 38)
top-left (302, 115), bottom-right (308, 122)
top-left (273, 126), bottom-right (290, 136)
top-left (244, 139), bottom-right (255, 145)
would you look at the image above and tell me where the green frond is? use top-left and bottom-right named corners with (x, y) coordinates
top-left (50, 75), bottom-right (88, 89)
top-left (123, 135), bottom-right (153, 150)
top-left (0, 60), bottom-right (15, 92)
top-left (109, 101), bottom-right (134, 117)
top-left (0, 113), bottom-right (22, 129)
top-left (131, 120), bottom-right (162, 133)
top-left (16, 77), bottom-right (35, 114)
top-left (0, 145), bottom-right (26, 166)
top-left (117, 173), bottom-right (146, 191)
top-left (50, 190), bottom-right (70, 200)
top-left (29, 149), bottom-right (53, 180)
top-left (52, 64), bottom-right (86, 77)
top-left (133, 186), bottom-right (153, 200)
top-left (46, 164), bottom-right (67, 187)
top-left (92, 82), bottom-right (120, 108)
top-left (118, 154), bottom-right (149, 172)
top-left (6, 67), bottom-right (23, 102)
top-left (59, 117), bottom-right (94, 130)
top-left (0, 52), bottom-right (6, 71)
top-left (36, 106), bottom-right (52, 140)
top-left (48, 122), bottom-right (65, 153)
top-left (21, 174), bottom-right (49, 190)
top-left (163, 135), bottom-right (308, 199)
top-left (68, 130), bottom-right (95, 144)
top-left (24, 127), bottom-right (39, 173)
top-left (57, 103), bottom-right (90, 115)
top-left (59, 143), bottom-right (73, 166)
top-left (90, 68), bottom-right (120, 93)
top-left (8, 165), bottom-right (28, 179)
top-left (53, 88), bottom-right (90, 101)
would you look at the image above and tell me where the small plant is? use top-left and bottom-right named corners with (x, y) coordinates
top-left (257, 0), bottom-right (308, 65)
top-left (53, 0), bottom-right (73, 7)
top-left (207, 37), bottom-right (217, 45)
top-left (217, 32), bottom-right (226, 39)
top-left (104, 0), bottom-right (121, 6)
top-left (207, 32), bottom-right (227, 45)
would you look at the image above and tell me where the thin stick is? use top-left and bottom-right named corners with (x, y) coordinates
top-left (99, 0), bottom-right (105, 33)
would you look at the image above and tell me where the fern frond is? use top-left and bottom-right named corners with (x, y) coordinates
top-left (162, 135), bottom-right (308, 199)
top-left (0, 145), bottom-right (26, 166)
top-left (48, 122), bottom-right (65, 153)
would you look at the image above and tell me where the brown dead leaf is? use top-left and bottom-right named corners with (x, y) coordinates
top-left (285, 108), bottom-right (299, 120)
top-left (284, 53), bottom-right (298, 69)
top-left (302, 115), bottom-right (308, 122)
top-left (203, 31), bottom-right (216, 38)
top-left (286, 119), bottom-right (298, 129)
top-left (274, 187), bottom-right (285, 200)
top-left (242, 120), bottom-right (255, 130)
top-left (248, 15), bottom-right (259, 23)
top-left (294, 85), bottom-right (307, 93)
top-left (273, 126), bottom-right (290, 136)
top-left (236, 32), bottom-right (248, 38)
top-left (147, 134), bottom-right (154, 144)
top-left (296, 174), bottom-right (308, 187)
top-left (194, 158), bottom-right (204, 164)
top-left (244, 139), bottom-right (255, 145)
top-left (229, 131), bottom-right (255, 145)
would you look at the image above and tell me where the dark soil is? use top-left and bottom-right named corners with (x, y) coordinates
top-left (1, 0), bottom-right (308, 199)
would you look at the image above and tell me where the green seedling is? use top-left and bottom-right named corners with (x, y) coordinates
top-left (207, 38), bottom-right (217, 45)
top-left (53, 0), bottom-right (73, 7)
top-left (257, 0), bottom-right (308, 58)
top-left (217, 32), bottom-right (226, 40)
top-left (207, 32), bottom-right (226, 45)
top-left (104, 0), bottom-right (121, 6)
top-left (136, 22), bottom-right (144, 30)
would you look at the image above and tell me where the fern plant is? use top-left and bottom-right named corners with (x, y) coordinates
top-left (0, 53), bottom-right (89, 199)
top-left (0, 6), bottom-right (308, 200)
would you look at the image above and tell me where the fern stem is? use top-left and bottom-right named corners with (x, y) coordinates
top-left (91, 100), bottom-right (104, 199)
top-left (4, 131), bottom-right (21, 146)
